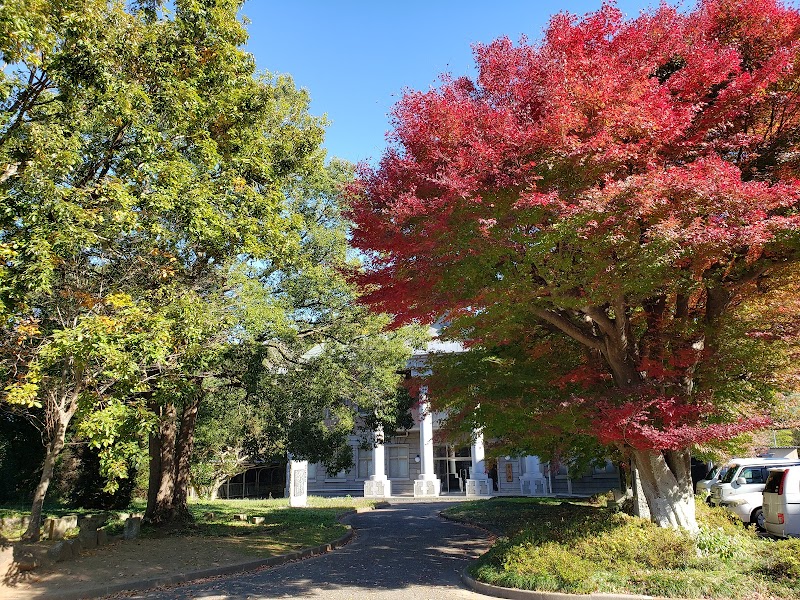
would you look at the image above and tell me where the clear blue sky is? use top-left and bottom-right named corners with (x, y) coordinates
top-left (242, 1), bottom-right (660, 166)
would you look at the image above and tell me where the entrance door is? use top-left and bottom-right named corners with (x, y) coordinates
top-left (433, 444), bottom-right (471, 494)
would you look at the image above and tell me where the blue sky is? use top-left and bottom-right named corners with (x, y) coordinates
top-left (242, 1), bottom-right (660, 166)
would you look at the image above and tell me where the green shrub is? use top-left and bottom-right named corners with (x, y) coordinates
top-left (695, 499), bottom-right (752, 537)
top-left (499, 541), bottom-right (595, 593)
top-left (696, 524), bottom-right (736, 560)
top-left (756, 538), bottom-right (800, 581)
top-left (452, 498), bottom-right (800, 599)
top-left (631, 569), bottom-right (753, 599)
top-left (575, 513), bottom-right (694, 570)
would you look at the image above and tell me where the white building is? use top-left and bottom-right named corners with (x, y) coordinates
top-left (298, 334), bottom-right (623, 500)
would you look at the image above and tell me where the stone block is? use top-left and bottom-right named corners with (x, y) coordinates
top-left (67, 538), bottom-right (83, 556)
top-left (78, 514), bottom-right (108, 530)
top-left (61, 514), bottom-right (78, 529)
top-left (47, 541), bottom-right (73, 563)
top-left (13, 546), bottom-right (44, 571)
top-left (233, 513), bottom-right (248, 521)
top-left (413, 478), bottom-right (441, 497)
top-left (45, 516), bottom-right (72, 540)
top-left (203, 512), bottom-right (215, 520)
top-left (466, 478), bottom-right (491, 497)
top-left (364, 478), bottom-right (392, 498)
top-left (250, 516), bottom-right (265, 525)
top-left (78, 526), bottom-right (97, 550)
top-left (97, 526), bottom-right (108, 546)
top-left (124, 516), bottom-right (141, 540)
top-left (43, 518), bottom-right (55, 538)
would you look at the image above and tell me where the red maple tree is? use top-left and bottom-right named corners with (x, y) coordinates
top-left (349, 0), bottom-right (800, 530)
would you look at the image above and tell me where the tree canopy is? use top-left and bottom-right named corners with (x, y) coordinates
top-left (1, 0), bottom-right (418, 535)
top-left (350, 0), bottom-right (800, 530)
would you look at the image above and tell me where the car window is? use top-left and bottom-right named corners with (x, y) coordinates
top-left (739, 467), bottom-right (766, 484)
top-left (720, 466), bottom-right (739, 484)
top-left (764, 470), bottom-right (784, 493)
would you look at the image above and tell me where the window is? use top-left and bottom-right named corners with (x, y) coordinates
top-left (740, 467), bottom-right (765, 484)
top-left (358, 450), bottom-right (373, 479)
top-left (307, 463), bottom-right (317, 481)
top-left (388, 446), bottom-right (409, 478)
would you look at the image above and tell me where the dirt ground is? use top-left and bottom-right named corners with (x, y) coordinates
top-left (0, 532), bottom-right (309, 600)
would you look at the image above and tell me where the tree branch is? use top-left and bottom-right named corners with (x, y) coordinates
top-left (532, 307), bottom-right (604, 351)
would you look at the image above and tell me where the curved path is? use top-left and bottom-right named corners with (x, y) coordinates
top-left (119, 502), bottom-right (493, 600)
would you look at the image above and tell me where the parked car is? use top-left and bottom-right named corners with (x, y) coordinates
top-left (763, 466), bottom-right (800, 538)
top-left (696, 465), bottom-right (728, 503)
top-left (709, 457), bottom-right (800, 529)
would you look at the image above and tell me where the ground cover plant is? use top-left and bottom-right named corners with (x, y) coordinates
top-left (446, 497), bottom-right (800, 599)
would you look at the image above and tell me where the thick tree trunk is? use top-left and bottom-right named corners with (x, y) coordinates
top-left (145, 430), bottom-right (161, 520)
top-left (631, 448), bottom-right (697, 533)
top-left (172, 396), bottom-right (200, 512)
top-left (147, 403), bottom-right (178, 524)
top-left (146, 393), bottom-right (202, 525)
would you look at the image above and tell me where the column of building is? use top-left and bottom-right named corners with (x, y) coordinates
top-left (413, 390), bottom-right (441, 497)
top-left (364, 426), bottom-right (391, 498)
top-left (466, 429), bottom-right (491, 496)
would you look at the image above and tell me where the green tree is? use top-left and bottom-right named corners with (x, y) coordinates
top-left (0, 0), bottom-right (335, 535)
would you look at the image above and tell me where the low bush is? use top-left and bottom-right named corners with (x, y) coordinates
top-left (451, 497), bottom-right (800, 599)
top-left (755, 537), bottom-right (800, 581)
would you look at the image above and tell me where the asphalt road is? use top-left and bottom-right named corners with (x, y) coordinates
top-left (118, 501), bottom-right (493, 600)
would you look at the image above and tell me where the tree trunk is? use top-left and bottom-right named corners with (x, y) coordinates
top-left (631, 448), bottom-right (697, 533)
top-left (208, 476), bottom-right (226, 500)
top-left (147, 402), bottom-right (178, 524)
top-left (145, 430), bottom-right (161, 520)
top-left (146, 393), bottom-right (202, 525)
top-left (23, 383), bottom-right (80, 541)
top-left (22, 417), bottom-right (68, 541)
top-left (172, 395), bottom-right (201, 515)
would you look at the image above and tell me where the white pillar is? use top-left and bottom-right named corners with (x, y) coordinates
top-left (520, 455), bottom-right (549, 496)
top-left (466, 430), bottom-right (491, 497)
top-left (288, 458), bottom-right (308, 507)
top-left (414, 392), bottom-right (440, 497)
top-left (364, 427), bottom-right (391, 498)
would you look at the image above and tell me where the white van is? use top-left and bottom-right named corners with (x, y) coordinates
top-left (696, 465), bottom-right (728, 503)
top-left (763, 466), bottom-right (800, 538)
top-left (709, 457), bottom-right (800, 528)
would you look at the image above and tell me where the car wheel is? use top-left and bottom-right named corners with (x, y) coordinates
top-left (752, 508), bottom-right (766, 531)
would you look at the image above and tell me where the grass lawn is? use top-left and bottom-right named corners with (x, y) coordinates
top-left (1, 496), bottom-right (379, 556)
top-left (444, 497), bottom-right (800, 599)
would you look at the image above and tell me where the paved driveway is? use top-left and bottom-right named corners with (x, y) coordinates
top-left (120, 501), bottom-right (492, 599)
